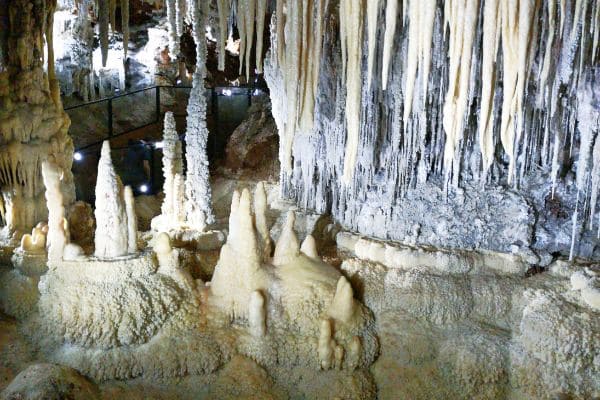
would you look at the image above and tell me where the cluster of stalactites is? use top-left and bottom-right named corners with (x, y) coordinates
top-left (93, 141), bottom-right (138, 258)
top-left (235, 0), bottom-right (268, 79)
top-left (98, 0), bottom-right (130, 67)
top-left (264, 0), bottom-right (326, 174)
top-left (267, 0), bottom-right (600, 259)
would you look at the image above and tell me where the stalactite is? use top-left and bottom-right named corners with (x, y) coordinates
top-left (99, 0), bottom-right (109, 67)
top-left (341, 0), bottom-right (364, 184)
top-left (382, 0), bottom-right (399, 91)
top-left (167, 0), bottom-right (180, 59)
top-left (366, 0), bottom-right (379, 89)
top-left (479, 0), bottom-right (500, 174)
top-left (237, 0), bottom-right (247, 76)
top-left (442, 0), bottom-right (479, 185)
top-left (244, 0), bottom-right (256, 81)
top-left (404, 0), bottom-right (436, 127)
top-left (176, 0), bottom-right (185, 38)
top-left (109, 0), bottom-right (117, 32)
top-left (256, 0), bottom-right (267, 74)
top-left (122, 0), bottom-right (129, 59)
top-left (217, 0), bottom-right (231, 71)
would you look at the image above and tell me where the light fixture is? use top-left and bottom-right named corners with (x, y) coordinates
top-left (139, 184), bottom-right (149, 193)
top-left (154, 141), bottom-right (164, 149)
top-left (222, 89), bottom-right (232, 96)
top-left (74, 152), bottom-right (83, 161)
top-left (253, 89), bottom-right (261, 96)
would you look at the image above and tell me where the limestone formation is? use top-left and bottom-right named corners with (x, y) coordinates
top-left (0, 0), bottom-right (75, 242)
top-left (41, 160), bottom-right (68, 262)
top-left (94, 141), bottom-right (129, 258)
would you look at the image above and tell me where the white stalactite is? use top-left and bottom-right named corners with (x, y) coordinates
top-left (382, 0), bottom-right (398, 91)
top-left (217, 0), bottom-right (231, 71)
top-left (122, 0), bottom-right (130, 59)
top-left (340, 0), bottom-right (364, 184)
top-left (94, 141), bottom-right (128, 258)
top-left (479, 0), bottom-right (500, 174)
top-left (244, 0), bottom-right (257, 81)
top-left (366, 0), bottom-right (379, 90)
top-left (99, 0), bottom-right (109, 67)
top-left (442, 0), bottom-right (479, 185)
top-left (255, 0), bottom-right (267, 74)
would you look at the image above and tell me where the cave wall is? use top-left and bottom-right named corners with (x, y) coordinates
top-left (265, 0), bottom-right (600, 261)
top-left (0, 0), bottom-right (75, 241)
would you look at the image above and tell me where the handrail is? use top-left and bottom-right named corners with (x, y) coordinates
top-left (65, 82), bottom-right (267, 152)
top-left (63, 82), bottom-right (268, 111)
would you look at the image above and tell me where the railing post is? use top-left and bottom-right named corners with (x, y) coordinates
top-left (108, 98), bottom-right (113, 137)
top-left (156, 86), bottom-right (161, 123)
top-left (212, 87), bottom-right (218, 158)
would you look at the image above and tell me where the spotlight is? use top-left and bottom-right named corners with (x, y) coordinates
top-left (154, 141), bottom-right (164, 149)
top-left (74, 152), bottom-right (83, 161)
top-left (253, 89), bottom-right (261, 96)
top-left (139, 184), bottom-right (149, 193)
top-left (222, 89), bottom-right (232, 96)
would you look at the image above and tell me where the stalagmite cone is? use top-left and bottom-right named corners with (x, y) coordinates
top-left (254, 182), bottom-right (272, 260)
top-left (154, 232), bottom-right (172, 255)
top-left (300, 234), bottom-right (319, 259)
top-left (249, 290), bottom-right (266, 337)
top-left (273, 210), bottom-right (300, 265)
top-left (328, 276), bottom-right (357, 324)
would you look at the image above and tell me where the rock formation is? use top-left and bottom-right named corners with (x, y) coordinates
top-left (152, 112), bottom-right (185, 232)
top-left (93, 141), bottom-right (129, 258)
top-left (184, 0), bottom-right (215, 231)
top-left (0, 0), bottom-right (75, 243)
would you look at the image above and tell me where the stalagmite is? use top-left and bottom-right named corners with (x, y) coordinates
top-left (273, 211), bottom-right (300, 266)
top-left (300, 234), bottom-right (318, 259)
top-left (249, 290), bottom-right (266, 337)
top-left (41, 160), bottom-right (68, 262)
top-left (99, 0), bottom-right (109, 67)
top-left (318, 319), bottom-right (335, 370)
top-left (254, 182), bottom-right (271, 261)
top-left (217, 0), bottom-right (231, 71)
top-left (347, 336), bottom-right (362, 370)
top-left (340, 0), bottom-right (364, 184)
top-left (20, 227), bottom-right (46, 253)
top-left (122, 0), bottom-right (130, 59)
top-left (334, 345), bottom-right (344, 370)
top-left (382, 0), bottom-right (398, 90)
top-left (124, 186), bottom-right (138, 254)
top-left (327, 276), bottom-right (357, 324)
top-left (185, 0), bottom-right (215, 230)
top-left (153, 112), bottom-right (185, 231)
top-left (94, 141), bottom-right (128, 258)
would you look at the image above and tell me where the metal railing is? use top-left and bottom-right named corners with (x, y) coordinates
top-left (67, 82), bottom-right (267, 202)
top-left (64, 82), bottom-right (266, 151)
